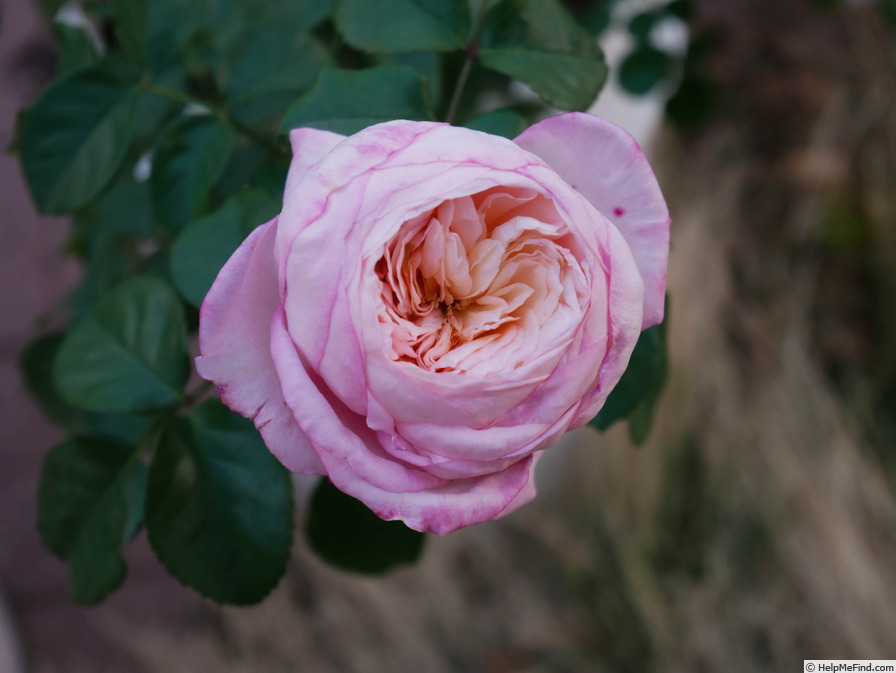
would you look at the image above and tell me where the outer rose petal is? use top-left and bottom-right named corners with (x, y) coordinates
top-left (514, 112), bottom-right (670, 329)
top-left (269, 306), bottom-right (447, 493)
top-left (196, 218), bottom-right (325, 474)
top-left (321, 450), bottom-right (536, 536)
top-left (283, 127), bottom-right (345, 201)
top-left (571, 222), bottom-right (645, 427)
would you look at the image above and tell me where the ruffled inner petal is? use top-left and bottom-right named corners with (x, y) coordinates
top-left (375, 187), bottom-right (590, 377)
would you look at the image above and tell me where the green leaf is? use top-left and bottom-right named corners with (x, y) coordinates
top-left (75, 171), bottom-right (155, 243)
top-left (37, 438), bottom-right (147, 605)
top-left (171, 190), bottom-right (280, 307)
top-left (209, 0), bottom-right (334, 127)
top-left (54, 277), bottom-right (189, 413)
top-left (665, 74), bottom-right (715, 131)
top-left (108, 0), bottom-right (212, 72)
top-left (146, 400), bottom-right (294, 605)
top-left (882, 0), bottom-right (896, 24)
top-left (223, 30), bottom-right (330, 126)
top-left (377, 51), bottom-right (443, 108)
top-left (35, 0), bottom-right (64, 18)
top-left (627, 10), bottom-right (662, 43)
top-left (590, 322), bottom-right (665, 432)
top-left (334, 0), bottom-right (469, 53)
top-left (280, 66), bottom-right (431, 135)
top-left (479, 0), bottom-right (607, 111)
top-left (209, 0), bottom-right (333, 47)
top-left (666, 0), bottom-right (693, 20)
top-left (65, 231), bottom-right (140, 316)
top-left (465, 109), bottom-right (527, 139)
top-left (306, 478), bottom-right (426, 574)
top-left (150, 115), bottom-right (237, 231)
top-left (65, 170), bottom-right (158, 316)
top-left (20, 333), bottom-right (154, 443)
top-left (618, 46), bottom-right (673, 95)
top-left (18, 65), bottom-right (141, 214)
top-left (575, 3), bottom-right (614, 35)
top-left (213, 142), bottom-right (289, 203)
top-left (54, 24), bottom-right (100, 75)
top-left (132, 82), bottom-right (185, 152)
top-left (22, 333), bottom-right (90, 431)
top-left (627, 319), bottom-right (668, 446)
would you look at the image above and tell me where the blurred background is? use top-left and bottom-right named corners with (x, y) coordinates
top-left (2, 0), bottom-right (896, 670)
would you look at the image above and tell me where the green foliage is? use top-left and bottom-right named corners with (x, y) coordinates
top-left (627, 11), bottom-right (663, 43)
top-left (377, 51), bottom-right (443, 107)
top-left (209, 0), bottom-right (333, 41)
top-left (334, 0), bottom-right (470, 53)
top-left (573, 1), bottom-right (616, 36)
top-left (65, 172), bottom-right (158, 314)
top-left (664, 28), bottom-right (718, 131)
top-left (54, 24), bottom-right (100, 75)
top-left (34, 0), bottom-right (64, 17)
top-left (307, 478), bottom-right (426, 574)
top-left (613, 0), bottom-right (709, 119)
top-left (223, 30), bottom-right (330, 126)
top-left (627, 318), bottom-right (669, 445)
top-left (665, 74), bottom-right (715, 131)
top-left (19, 65), bottom-right (141, 213)
top-left (479, 0), bottom-right (607, 111)
top-left (146, 401), bottom-right (294, 605)
top-left (38, 438), bottom-right (147, 605)
top-left (280, 66), bottom-right (431, 134)
top-left (465, 108), bottom-right (527, 138)
top-left (108, 0), bottom-right (211, 73)
top-left (54, 277), bottom-right (189, 413)
top-left (883, 0), bottom-right (896, 24)
top-left (205, 0), bottom-right (334, 127)
top-left (20, 333), bottom-right (154, 444)
top-left (171, 190), bottom-right (280, 307)
top-left (150, 116), bottom-right (238, 231)
top-left (666, 0), bottom-right (692, 20)
top-left (618, 47), bottom-right (673, 95)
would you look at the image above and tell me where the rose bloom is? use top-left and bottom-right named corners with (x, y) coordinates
top-left (196, 113), bottom-right (669, 535)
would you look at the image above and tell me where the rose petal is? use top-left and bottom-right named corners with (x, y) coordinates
top-left (270, 305), bottom-right (448, 493)
top-left (196, 218), bottom-right (325, 474)
top-left (284, 127), bottom-right (346, 201)
top-left (317, 447), bottom-right (536, 536)
top-left (514, 112), bottom-right (670, 329)
top-left (495, 450), bottom-right (542, 519)
top-left (571, 221), bottom-right (645, 426)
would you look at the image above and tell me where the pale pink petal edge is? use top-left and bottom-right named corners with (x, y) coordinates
top-left (514, 112), bottom-right (670, 329)
top-left (196, 218), bottom-right (325, 474)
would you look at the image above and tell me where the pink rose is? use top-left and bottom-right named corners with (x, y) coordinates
top-left (196, 113), bottom-right (669, 535)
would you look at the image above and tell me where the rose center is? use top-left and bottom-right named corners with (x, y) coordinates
top-left (376, 186), bottom-right (587, 374)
